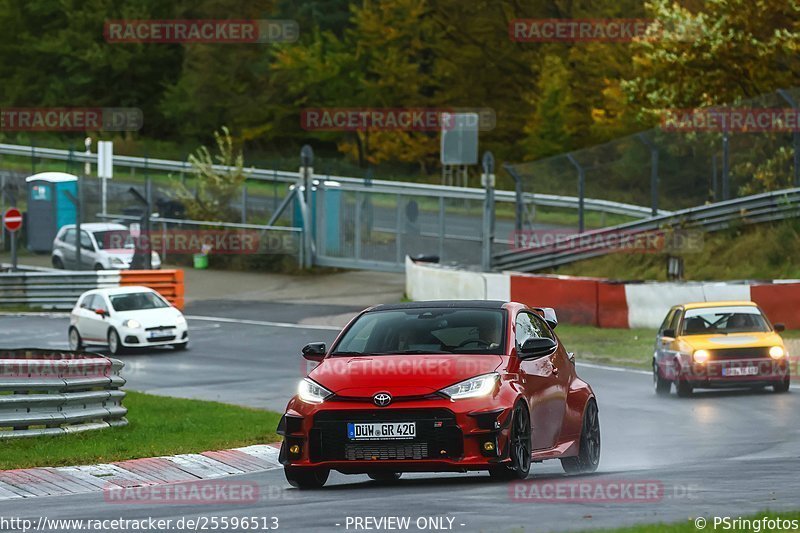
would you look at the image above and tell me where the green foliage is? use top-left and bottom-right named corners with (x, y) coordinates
top-left (173, 126), bottom-right (247, 222)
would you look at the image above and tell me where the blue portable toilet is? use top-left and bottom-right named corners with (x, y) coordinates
top-left (25, 172), bottom-right (78, 252)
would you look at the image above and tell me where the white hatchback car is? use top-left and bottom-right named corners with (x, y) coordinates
top-left (69, 286), bottom-right (188, 355)
top-left (52, 222), bottom-right (161, 271)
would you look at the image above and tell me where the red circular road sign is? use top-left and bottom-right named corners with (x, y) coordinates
top-left (3, 208), bottom-right (22, 232)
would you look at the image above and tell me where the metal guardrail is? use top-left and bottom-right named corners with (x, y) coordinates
top-left (494, 188), bottom-right (800, 272)
top-left (0, 268), bottom-right (120, 308)
top-left (0, 142), bottom-right (664, 218)
top-left (0, 349), bottom-right (127, 439)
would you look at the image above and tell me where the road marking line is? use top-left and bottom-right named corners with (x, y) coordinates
top-left (186, 315), bottom-right (341, 331)
top-left (576, 361), bottom-right (650, 375)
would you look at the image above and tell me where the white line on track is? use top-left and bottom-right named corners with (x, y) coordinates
top-left (186, 314), bottom-right (342, 331)
top-left (576, 361), bottom-right (650, 375)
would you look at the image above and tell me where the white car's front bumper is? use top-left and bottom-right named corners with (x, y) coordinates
top-left (118, 324), bottom-right (188, 347)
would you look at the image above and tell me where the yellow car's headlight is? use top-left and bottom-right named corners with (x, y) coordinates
top-left (693, 349), bottom-right (710, 364)
top-left (769, 346), bottom-right (785, 359)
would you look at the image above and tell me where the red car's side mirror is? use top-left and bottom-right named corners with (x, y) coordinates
top-left (302, 342), bottom-right (326, 361)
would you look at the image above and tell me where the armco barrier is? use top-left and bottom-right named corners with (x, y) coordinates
top-left (0, 267), bottom-right (185, 310)
top-left (0, 269), bottom-right (120, 308)
top-left (405, 259), bottom-right (800, 329)
top-left (0, 349), bottom-right (127, 438)
top-left (119, 269), bottom-right (185, 310)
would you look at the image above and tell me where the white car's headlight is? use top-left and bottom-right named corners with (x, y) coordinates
top-left (297, 378), bottom-right (333, 404)
top-left (439, 372), bottom-right (499, 400)
top-left (175, 315), bottom-right (186, 325)
top-left (110, 257), bottom-right (125, 265)
top-left (123, 319), bottom-right (142, 329)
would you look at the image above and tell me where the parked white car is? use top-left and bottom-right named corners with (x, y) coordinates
top-left (52, 222), bottom-right (161, 270)
top-left (69, 286), bottom-right (188, 354)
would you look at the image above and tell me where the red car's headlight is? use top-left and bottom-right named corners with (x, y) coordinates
top-left (297, 378), bottom-right (333, 404)
top-left (439, 373), bottom-right (499, 400)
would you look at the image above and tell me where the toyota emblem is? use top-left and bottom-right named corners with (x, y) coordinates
top-left (373, 392), bottom-right (392, 407)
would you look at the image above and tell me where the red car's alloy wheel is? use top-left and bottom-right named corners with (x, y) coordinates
top-left (561, 399), bottom-right (600, 474)
top-left (490, 403), bottom-right (531, 480)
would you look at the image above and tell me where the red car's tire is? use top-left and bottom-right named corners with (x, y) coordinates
top-left (676, 379), bottom-right (693, 397)
top-left (489, 402), bottom-right (531, 481)
top-left (284, 466), bottom-right (329, 489)
top-left (561, 399), bottom-right (600, 475)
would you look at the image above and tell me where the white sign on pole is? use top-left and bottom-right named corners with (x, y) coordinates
top-left (97, 141), bottom-right (113, 179)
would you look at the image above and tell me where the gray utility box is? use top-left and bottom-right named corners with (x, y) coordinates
top-left (26, 172), bottom-right (78, 252)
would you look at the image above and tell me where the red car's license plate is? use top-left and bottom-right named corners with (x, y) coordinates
top-left (347, 422), bottom-right (416, 440)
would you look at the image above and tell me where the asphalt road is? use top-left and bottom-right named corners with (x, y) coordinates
top-left (1, 304), bottom-right (799, 532)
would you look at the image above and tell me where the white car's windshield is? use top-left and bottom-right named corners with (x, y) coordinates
top-left (93, 230), bottom-right (135, 250)
top-left (682, 306), bottom-right (770, 335)
top-left (332, 308), bottom-right (505, 356)
top-left (109, 292), bottom-right (169, 312)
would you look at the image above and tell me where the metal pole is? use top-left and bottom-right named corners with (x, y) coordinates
top-left (395, 195), bottom-right (404, 264)
top-left (354, 191), bottom-right (362, 260)
top-left (504, 164), bottom-right (524, 235)
top-left (481, 152), bottom-right (496, 272)
top-left (438, 196), bottom-right (445, 261)
top-left (722, 133), bottom-right (730, 200)
top-left (712, 154), bottom-right (718, 202)
top-left (637, 133), bottom-right (659, 216)
top-left (145, 178), bottom-right (152, 269)
top-left (241, 183), bottom-right (248, 224)
top-left (778, 89), bottom-right (800, 187)
top-left (300, 145), bottom-right (314, 268)
top-left (566, 154), bottom-right (585, 233)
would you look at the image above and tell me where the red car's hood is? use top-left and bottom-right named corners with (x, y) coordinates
top-left (309, 354), bottom-right (503, 398)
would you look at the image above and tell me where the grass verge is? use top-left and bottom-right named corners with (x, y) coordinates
top-left (555, 324), bottom-right (656, 370)
top-left (547, 219), bottom-right (800, 281)
top-left (578, 511), bottom-right (800, 533)
top-left (0, 391), bottom-right (281, 470)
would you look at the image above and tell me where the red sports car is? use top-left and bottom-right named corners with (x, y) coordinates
top-left (278, 300), bottom-right (600, 488)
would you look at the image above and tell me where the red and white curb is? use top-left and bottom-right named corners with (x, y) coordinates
top-left (0, 443), bottom-right (282, 500)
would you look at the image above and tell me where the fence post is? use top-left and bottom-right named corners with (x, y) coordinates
top-left (481, 151), bottom-right (496, 272)
top-left (299, 145), bottom-right (314, 269)
top-left (637, 133), bottom-right (659, 216)
top-left (722, 133), bottom-right (730, 200)
top-left (566, 154), bottom-right (585, 233)
top-left (504, 164), bottom-right (525, 235)
top-left (241, 183), bottom-right (248, 224)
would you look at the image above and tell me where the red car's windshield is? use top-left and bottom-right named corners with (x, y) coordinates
top-left (331, 308), bottom-right (506, 356)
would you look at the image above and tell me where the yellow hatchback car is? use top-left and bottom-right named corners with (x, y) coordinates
top-left (653, 301), bottom-right (790, 397)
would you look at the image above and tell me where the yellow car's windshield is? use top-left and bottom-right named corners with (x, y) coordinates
top-left (682, 306), bottom-right (771, 335)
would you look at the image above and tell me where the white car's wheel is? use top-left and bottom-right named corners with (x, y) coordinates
top-left (68, 327), bottom-right (83, 351)
top-left (107, 328), bottom-right (123, 355)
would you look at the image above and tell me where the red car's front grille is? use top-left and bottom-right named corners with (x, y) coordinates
top-left (310, 409), bottom-right (462, 462)
top-left (345, 442), bottom-right (428, 461)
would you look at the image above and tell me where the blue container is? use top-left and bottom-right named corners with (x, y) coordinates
top-left (26, 172), bottom-right (78, 252)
